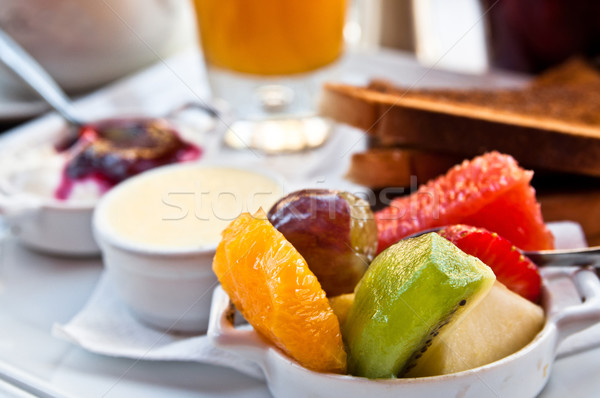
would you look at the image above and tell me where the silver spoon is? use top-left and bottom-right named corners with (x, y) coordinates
top-left (0, 27), bottom-right (219, 150)
top-left (405, 227), bottom-right (600, 267)
top-left (0, 27), bottom-right (83, 128)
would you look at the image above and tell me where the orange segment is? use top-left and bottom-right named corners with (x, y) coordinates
top-left (213, 210), bottom-right (347, 374)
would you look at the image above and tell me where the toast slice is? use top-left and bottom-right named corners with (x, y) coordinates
top-left (320, 58), bottom-right (600, 177)
top-left (345, 148), bottom-right (462, 189)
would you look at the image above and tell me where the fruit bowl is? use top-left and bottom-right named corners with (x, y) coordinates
top-left (208, 267), bottom-right (600, 398)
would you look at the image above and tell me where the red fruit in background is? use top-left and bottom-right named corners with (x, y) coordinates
top-left (375, 152), bottom-right (554, 253)
top-left (438, 224), bottom-right (541, 302)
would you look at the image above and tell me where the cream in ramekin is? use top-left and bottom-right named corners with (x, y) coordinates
top-left (93, 163), bottom-right (286, 333)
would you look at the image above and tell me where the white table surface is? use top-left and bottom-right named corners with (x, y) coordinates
top-left (0, 48), bottom-right (599, 397)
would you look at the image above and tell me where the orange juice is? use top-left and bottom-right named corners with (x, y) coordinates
top-left (194, 0), bottom-right (347, 75)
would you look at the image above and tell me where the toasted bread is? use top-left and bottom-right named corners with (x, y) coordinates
top-left (529, 57), bottom-right (600, 87)
top-left (345, 148), bottom-right (462, 189)
top-left (320, 58), bottom-right (600, 177)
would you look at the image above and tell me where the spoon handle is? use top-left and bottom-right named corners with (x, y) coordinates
top-left (524, 247), bottom-right (600, 268)
top-left (0, 28), bottom-right (82, 126)
top-left (404, 227), bottom-right (600, 268)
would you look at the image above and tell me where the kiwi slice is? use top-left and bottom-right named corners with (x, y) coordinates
top-left (343, 233), bottom-right (495, 379)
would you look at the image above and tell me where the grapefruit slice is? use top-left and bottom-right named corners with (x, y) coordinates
top-left (375, 152), bottom-right (554, 252)
top-left (212, 210), bottom-right (347, 374)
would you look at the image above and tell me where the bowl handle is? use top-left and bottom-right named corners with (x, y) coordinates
top-left (207, 286), bottom-right (270, 367)
top-left (545, 267), bottom-right (600, 346)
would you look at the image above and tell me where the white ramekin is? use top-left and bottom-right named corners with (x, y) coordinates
top-left (208, 267), bottom-right (600, 398)
top-left (95, 240), bottom-right (218, 333)
top-left (93, 162), bottom-right (287, 333)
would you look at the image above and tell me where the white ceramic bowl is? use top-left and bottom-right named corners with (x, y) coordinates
top-left (94, 238), bottom-right (218, 333)
top-left (0, 154), bottom-right (99, 256)
top-left (93, 162), bottom-right (287, 333)
top-left (0, 193), bottom-right (98, 256)
top-left (208, 267), bottom-right (600, 398)
top-left (0, 109), bottom-right (215, 256)
top-left (0, 0), bottom-right (195, 96)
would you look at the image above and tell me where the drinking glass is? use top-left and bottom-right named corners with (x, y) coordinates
top-left (192, 0), bottom-right (347, 153)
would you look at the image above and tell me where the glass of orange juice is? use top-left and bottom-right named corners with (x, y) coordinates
top-left (193, 0), bottom-right (347, 152)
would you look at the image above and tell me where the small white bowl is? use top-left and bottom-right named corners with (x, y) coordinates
top-left (1, 197), bottom-right (98, 256)
top-left (95, 241), bottom-right (218, 333)
top-left (208, 267), bottom-right (600, 398)
top-left (93, 162), bottom-right (286, 333)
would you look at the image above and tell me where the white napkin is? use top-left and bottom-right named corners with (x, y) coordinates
top-left (53, 222), bottom-right (600, 375)
top-left (52, 273), bottom-right (264, 380)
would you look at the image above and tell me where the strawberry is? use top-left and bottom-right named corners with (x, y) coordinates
top-left (438, 224), bottom-right (541, 302)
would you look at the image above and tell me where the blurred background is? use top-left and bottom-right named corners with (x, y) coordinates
top-left (355, 0), bottom-right (600, 74)
top-left (1, 0), bottom-right (598, 130)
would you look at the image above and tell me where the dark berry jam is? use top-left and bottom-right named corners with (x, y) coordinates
top-left (55, 118), bottom-right (201, 200)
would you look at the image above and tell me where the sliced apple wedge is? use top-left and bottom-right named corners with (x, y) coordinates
top-left (329, 293), bottom-right (355, 325)
top-left (406, 281), bottom-right (544, 377)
